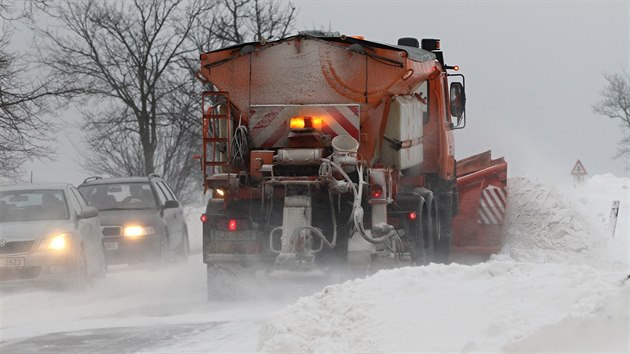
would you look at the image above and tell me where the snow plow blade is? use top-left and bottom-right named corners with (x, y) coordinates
top-left (452, 151), bottom-right (508, 256)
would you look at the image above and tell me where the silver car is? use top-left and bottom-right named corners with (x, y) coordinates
top-left (78, 176), bottom-right (189, 265)
top-left (0, 184), bottom-right (107, 288)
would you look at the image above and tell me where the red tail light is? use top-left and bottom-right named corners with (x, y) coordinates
top-left (408, 212), bottom-right (417, 220)
top-left (200, 214), bottom-right (208, 223)
top-left (228, 219), bottom-right (237, 231)
top-left (370, 185), bottom-right (384, 199)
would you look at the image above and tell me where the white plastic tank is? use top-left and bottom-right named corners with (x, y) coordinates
top-left (380, 95), bottom-right (424, 170)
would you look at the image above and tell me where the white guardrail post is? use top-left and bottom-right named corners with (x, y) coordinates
top-left (609, 200), bottom-right (620, 239)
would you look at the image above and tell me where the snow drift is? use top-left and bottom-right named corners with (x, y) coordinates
top-left (258, 262), bottom-right (628, 353)
top-left (501, 174), bottom-right (628, 267)
top-left (258, 175), bottom-right (629, 353)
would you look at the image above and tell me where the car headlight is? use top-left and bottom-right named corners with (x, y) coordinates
top-left (39, 233), bottom-right (69, 251)
top-left (123, 225), bottom-right (155, 238)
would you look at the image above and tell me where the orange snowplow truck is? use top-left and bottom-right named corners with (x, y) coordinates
top-left (197, 32), bottom-right (507, 279)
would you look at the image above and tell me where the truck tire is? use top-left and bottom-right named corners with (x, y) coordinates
top-left (410, 197), bottom-right (434, 266)
top-left (435, 196), bottom-right (453, 264)
top-left (413, 188), bottom-right (439, 265)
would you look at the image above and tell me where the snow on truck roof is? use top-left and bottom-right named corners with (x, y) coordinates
top-left (205, 31), bottom-right (437, 64)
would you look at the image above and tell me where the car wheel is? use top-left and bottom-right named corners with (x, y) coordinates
top-left (176, 231), bottom-right (190, 263)
top-left (96, 245), bottom-right (107, 278)
top-left (155, 235), bottom-right (169, 264)
top-left (67, 247), bottom-right (88, 290)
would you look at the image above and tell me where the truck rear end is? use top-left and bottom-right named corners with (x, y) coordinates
top-left (196, 32), bottom-right (507, 296)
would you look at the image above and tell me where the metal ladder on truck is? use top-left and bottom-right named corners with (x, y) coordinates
top-left (201, 91), bottom-right (232, 194)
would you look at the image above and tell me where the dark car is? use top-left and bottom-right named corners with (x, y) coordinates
top-left (0, 184), bottom-right (106, 288)
top-left (78, 175), bottom-right (189, 265)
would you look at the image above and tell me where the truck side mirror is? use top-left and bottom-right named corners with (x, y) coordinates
top-left (450, 82), bottom-right (466, 120)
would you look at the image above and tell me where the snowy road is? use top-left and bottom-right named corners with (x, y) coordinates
top-left (0, 205), bottom-right (286, 354)
top-left (1, 175), bottom-right (628, 353)
top-left (0, 260), bottom-right (276, 353)
top-left (1, 322), bottom-right (224, 353)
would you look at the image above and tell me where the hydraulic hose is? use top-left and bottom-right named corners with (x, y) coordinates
top-left (231, 118), bottom-right (251, 167)
top-left (288, 188), bottom-right (340, 253)
top-left (326, 160), bottom-right (396, 245)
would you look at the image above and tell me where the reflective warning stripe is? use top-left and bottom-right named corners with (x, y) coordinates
top-left (478, 186), bottom-right (507, 225)
top-left (249, 105), bottom-right (360, 148)
top-left (325, 106), bottom-right (359, 139)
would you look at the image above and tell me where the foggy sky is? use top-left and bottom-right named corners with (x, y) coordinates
top-left (21, 0), bottom-right (630, 186)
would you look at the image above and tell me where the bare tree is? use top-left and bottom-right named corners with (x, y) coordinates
top-left (212, 0), bottom-right (295, 45)
top-left (593, 72), bottom-right (630, 163)
top-left (35, 0), bottom-right (213, 199)
top-left (36, 0), bottom-right (296, 199)
top-left (39, 0), bottom-right (211, 174)
top-left (186, 0), bottom-right (296, 67)
top-left (0, 0), bottom-right (75, 181)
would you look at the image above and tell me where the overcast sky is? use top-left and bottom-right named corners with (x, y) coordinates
top-left (21, 0), bottom-right (630, 185)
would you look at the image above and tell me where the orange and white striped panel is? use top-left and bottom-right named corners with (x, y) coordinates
top-left (249, 105), bottom-right (360, 148)
top-left (477, 185), bottom-right (507, 225)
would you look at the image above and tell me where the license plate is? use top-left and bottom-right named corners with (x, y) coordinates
top-left (0, 257), bottom-right (25, 268)
top-left (104, 242), bottom-right (118, 250)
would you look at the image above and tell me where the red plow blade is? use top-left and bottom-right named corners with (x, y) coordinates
top-left (452, 151), bottom-right (508, 255)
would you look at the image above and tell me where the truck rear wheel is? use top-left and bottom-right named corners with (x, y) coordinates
top-left (410, 197), bottom-right (434, 266)
top-left (412, 189), bottom-right (440, 265)
top-left (435, 196), bottom-right (453, 264)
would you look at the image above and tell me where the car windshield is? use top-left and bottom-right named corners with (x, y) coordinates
top-left (0, 189), bottom-right (70, 222)
top-left (79, 183), bottom-right (157, 210)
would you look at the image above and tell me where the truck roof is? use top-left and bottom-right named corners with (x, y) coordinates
top-left (205, 31), bottom-right (436, 63)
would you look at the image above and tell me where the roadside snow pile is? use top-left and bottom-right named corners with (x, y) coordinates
top-left (258, 175), bottom-right (629, 353)
top-left (503, 283), bottom-right (629, 353)
top-left (567, 174), bottom-right (629, 266)
top-left (501, 175), bottom-right (628, 267)
top-left (500, 178), bottom-right (593, 263)
top-left (258, 262), bottom-right (629, 353)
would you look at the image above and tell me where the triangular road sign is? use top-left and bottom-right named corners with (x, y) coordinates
top-left (571, 160), bottom-right (587, 176)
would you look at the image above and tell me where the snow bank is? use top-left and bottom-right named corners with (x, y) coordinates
top-left (569, 174), bottom-right (629, 266)
top-left (504, 283), bottom-right (630, 353)
top-left (258, 175), bottom-right (629, 353)
top-left (258, 262), bottom-right (628, 353)
top-left (501, 175), bottom-right (628, 267)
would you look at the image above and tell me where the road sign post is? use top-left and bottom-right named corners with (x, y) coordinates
top-left (571, 159), bottom-right (587, 186)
